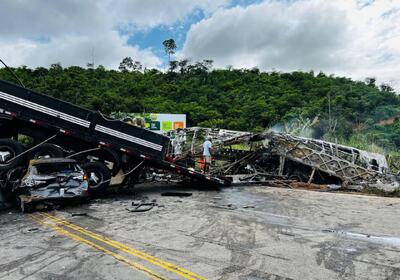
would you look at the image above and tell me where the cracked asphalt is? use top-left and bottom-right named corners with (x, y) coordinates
top-left (1, 184), bottom-right (400, 280)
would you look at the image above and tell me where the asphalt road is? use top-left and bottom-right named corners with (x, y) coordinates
top-left (0, 184), bottom-right (399, 280)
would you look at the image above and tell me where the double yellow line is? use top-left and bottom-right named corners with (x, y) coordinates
top-left (30, 212), bottom-right (206, 280)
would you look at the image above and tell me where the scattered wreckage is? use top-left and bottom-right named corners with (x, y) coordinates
top-left (166, 127), bottom-right (399, 192)
top-left (0, 78), bottom-right (398, 212)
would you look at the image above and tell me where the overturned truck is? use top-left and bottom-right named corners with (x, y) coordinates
top-left (0, 80), bottom-right (226, 210)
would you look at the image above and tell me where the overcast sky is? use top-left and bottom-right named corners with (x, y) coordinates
top-left (0, 0), bottom-right (399, 91)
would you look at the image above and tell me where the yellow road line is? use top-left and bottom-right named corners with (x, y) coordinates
top-left (37, 212), bottom-right (207, 280)
top-left (29, 214), bottom-right (168, 280)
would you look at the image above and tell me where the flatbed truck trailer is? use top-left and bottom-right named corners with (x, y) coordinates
top-left (0, 79), bottom-right (226, 197)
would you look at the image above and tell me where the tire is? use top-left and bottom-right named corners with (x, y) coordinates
top-left (28, 143), bottom-right (64, 160)
top-left (86, 148), bottom-right (121, 176)
top-left (82, 161), bottom-right (111, 194)
top-left (288, 170), bottom-right (308, 182)
top-left (0, 139), bottom-right (25, 172)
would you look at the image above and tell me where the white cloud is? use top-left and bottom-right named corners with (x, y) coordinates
top-left (0, 0), bottom-right (107, 39)
top-left (183, 0), bottom-right (400, 91)
top-left (111, 0), bottom-right (228, 30)
top-left (0, 0), bottom-right (227, 68)
top-left (1, 33), bottom-right (161, 69)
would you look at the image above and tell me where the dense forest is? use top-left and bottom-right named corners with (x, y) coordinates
top-left (1, 59), bottom-right (399, 157)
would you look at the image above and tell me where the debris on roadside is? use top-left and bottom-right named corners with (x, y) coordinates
top-left (126, 200), bottom-right (158, 213)
top-left (69, 212), bottom-right (88, 217)
top-left (327, 184), bottom-right (342, 191)
top-left (210, 203), bottom-right (237, 210)
top-left (161, 192), bottom-right (192, 197)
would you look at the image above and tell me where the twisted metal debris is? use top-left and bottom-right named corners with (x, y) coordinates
top-left (166, 128), bottom-right (399, 191)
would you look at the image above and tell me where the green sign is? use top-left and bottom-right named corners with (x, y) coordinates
top-left (162, 121), bottom-right (172, 131)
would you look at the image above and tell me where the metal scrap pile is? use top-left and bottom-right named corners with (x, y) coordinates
top-left (166, 127), bottom-right (400, 192)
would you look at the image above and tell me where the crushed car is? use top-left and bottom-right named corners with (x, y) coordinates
top-left (15, 158), bottom-right (89, 212)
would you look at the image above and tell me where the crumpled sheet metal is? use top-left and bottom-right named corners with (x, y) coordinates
top-left (260, 132), bottom-right (388, 184)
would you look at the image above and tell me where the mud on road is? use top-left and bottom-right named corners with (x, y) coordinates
top-left (1, 184), bottom-right (400, 280)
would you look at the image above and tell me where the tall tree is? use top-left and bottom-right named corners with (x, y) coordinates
top-left (119, 57), bottom-right (134, 72)
top-left (162, 39), bottom-right (177, 62)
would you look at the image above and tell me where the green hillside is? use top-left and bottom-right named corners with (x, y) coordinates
top-left (1, 60), bottom-right (399, 155)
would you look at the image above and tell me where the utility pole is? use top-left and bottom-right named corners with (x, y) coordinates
top-left (91, 47), bottom-right (95, 68)
top-left (87, 47), bottom-right (95, 68)
top-left (328, 90), bottom-right (331, 132)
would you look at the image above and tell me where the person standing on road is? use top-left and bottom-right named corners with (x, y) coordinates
top-left (203, 137), bottom-right (212, 174)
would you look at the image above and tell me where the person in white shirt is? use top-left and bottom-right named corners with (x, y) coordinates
top-left (203, 137), bottom-right (212, 174)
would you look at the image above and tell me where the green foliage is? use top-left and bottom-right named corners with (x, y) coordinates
top-left (1, 62), bottom-right (399, 154)
top-left (331, 133), bottom-right (386, 154)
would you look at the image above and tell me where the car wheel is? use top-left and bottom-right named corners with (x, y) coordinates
top-left (82, 161), bottom-right (111, 194)
top-left (0, 139), bottom-right (25, 172)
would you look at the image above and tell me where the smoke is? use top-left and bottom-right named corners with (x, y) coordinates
top-left (268, 116), bottom-right (319, 139)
